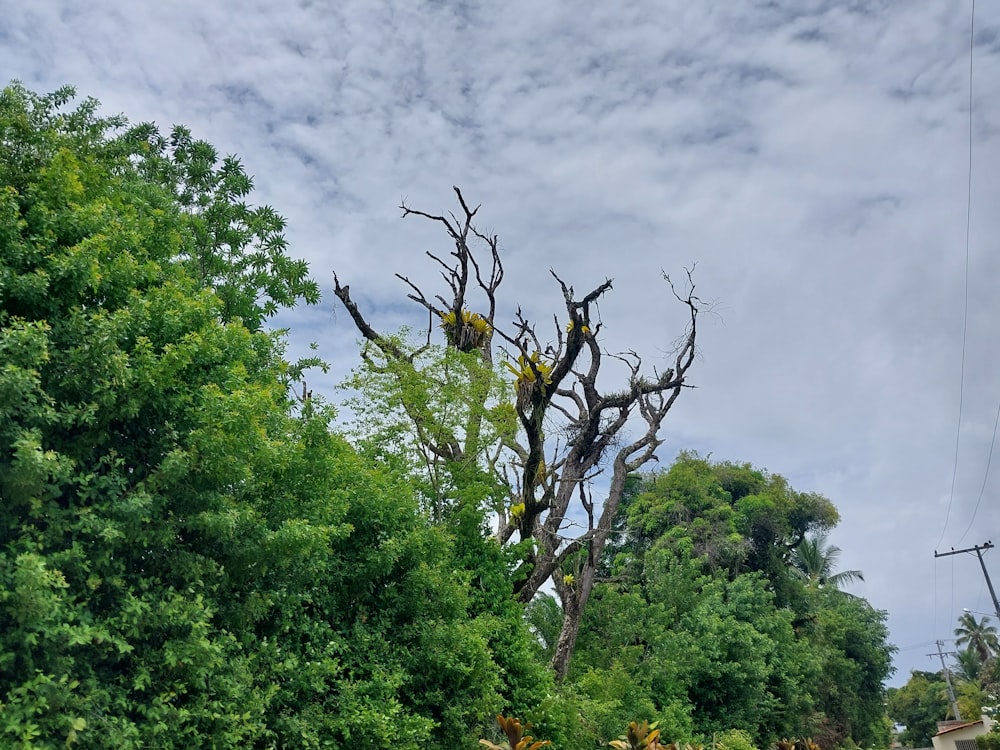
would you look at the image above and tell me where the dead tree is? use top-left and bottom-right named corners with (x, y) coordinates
top-left (334, 187), bottom-right (699, 679)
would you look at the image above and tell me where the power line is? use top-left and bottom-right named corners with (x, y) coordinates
top-left (935, 558), bottom-right (940, 644)
top-left (934, 542), bottom-right (1000, 620)
top-left (897, 639), bottom-right (946, 653)
top-left (937, 0), bottom-right (976, 551)
top-left (955, 0), bottom-right (984, 547)
top-left (957, 396), bottom-right (998, 545)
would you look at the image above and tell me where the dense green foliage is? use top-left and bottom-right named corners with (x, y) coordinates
top-left (888, 613), bottom-right (1000, 749)
top-left (887, 671), bottom-right (950, 747)
top-left (0, 82), bottom-right (535, 749)
top-left (2, 84), bottom-right (898, 749)
top-left (982, 653), bottom-right (1000, 719)
top-left (562, 454), bottom-right (895, 749)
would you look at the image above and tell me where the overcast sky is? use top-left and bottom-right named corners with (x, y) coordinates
top-left (4, 0), bottom-right (1000, 687)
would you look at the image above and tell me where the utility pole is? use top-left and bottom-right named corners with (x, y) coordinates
top-left (934, 541), bottom-right (1000, 620)
top-left (928, 640), bottom-right (962, 721)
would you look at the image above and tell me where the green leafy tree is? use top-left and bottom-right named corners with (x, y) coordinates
top-left (887, 671), bottom-right (950, 747)
top-left (618, 453), bottom-right (839, 602)
top-left (2, 81), bottom-right (285, 746)
top-left (957, 680), bottom-right (988, 723)
top-left (569, 555), bottom-right (817, 747)
top-left (677, 574), bottom-right (818, 743)
top-left (128, 124), bottom-right (320, 329)
top-left (525, 593), bottom-right (563, 664)
top-left (802, 587), bottom-right (894, 749)
top-left (342, 341), bottom-right (558, 727)
top-left (569, 456), bottom-right (892, 750)
top-left (0, 82), bottom-right (529, 749)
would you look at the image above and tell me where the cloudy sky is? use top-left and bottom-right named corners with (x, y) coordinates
top-left (4, 0), bottom-right (999, 686)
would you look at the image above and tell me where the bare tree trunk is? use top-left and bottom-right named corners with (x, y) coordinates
top-left (550, 453), bottom-right (628, 679)
top-left (551, 544), bottom-right (599, 680)
top-left (333, 188), bottom-right (701, 678)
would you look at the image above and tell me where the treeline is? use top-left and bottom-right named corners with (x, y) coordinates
top-left (888, 614), bottom-right (1000, 748)
top-left (540, 456), bottom-right (894, 748)
top-left (0, 83), bottom-right (893, 749)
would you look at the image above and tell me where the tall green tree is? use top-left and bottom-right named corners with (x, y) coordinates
top-left (790, 533), bottom-right (864, 590)
top-left (567, 455), bottom-right (892, 750)
top-left (0, 82), bottom-right (535, 749)
top-left (888, 671), bottom-right (950, 747)
top-left (955, 613), bottom-right (999, 664)
top-left (954, 646), bottom-right (984, 683)
top-left (956, 680), bottom-right (988, 723)
top-left (618, 452), bottom-right (839, 600)
top-left (802, 587), bottom-right (894, 748)
top-left (1, 81), bottom-right (313, 747)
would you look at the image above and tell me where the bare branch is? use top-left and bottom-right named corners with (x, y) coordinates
top-left (395, 273), bottom-right (446, 320)
top-left (451, 185), bottom-right (480, 221)
top-left (333, 272), bottom-right (405, 360)
top-left (399, 203), bottom-right (459, 239)
top-left (336, 189), bottom-right (702, 681)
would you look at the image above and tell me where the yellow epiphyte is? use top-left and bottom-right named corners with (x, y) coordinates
top-left (439, 309), bottom-right (492, 351)
top-left (503, 352), bottom-right (553, 386)
top-left (465, 310), bottom-right (492, 334)
top-left (565, 320), bottom-right (590, 335)
top-left (510, 502), bottom-right (526, 519)
top-left (505, 351), bottom-right (554, 408)
top-left (439, 308), bottom-right (491, 331)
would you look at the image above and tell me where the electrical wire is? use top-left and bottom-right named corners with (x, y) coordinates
top-left (954, 0), bottom-right (994, 546)
top-left (957, 395), bottom-right (998, 545)
top-left (934, 558), bottom-right (940, 643)
top-left (936, 0), bottom-right (976, 551)
top-left (896, 640), bottom-right (943, 653)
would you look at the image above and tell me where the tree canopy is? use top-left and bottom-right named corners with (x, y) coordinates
top-left (1, 83), bottom-right (899, 750)
top-left (0, 81), bottom-right (542, 749)
top-left (559, 454), bottom-right (893, 749)
top-left (888, 671), bottom-right (951, 747)
top-left (955, 613), bottom-right (999, 664)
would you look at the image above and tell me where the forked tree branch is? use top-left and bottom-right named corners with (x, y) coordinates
top-left (333, 189), bottom-right (700, 680)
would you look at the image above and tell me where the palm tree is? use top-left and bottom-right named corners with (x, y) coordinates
top-left (952, 645), bottom-right (983, 682)
top-left (954, 613), bottom-right (999, 663)
top-left (790, 533), bottom-right (864, 589)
